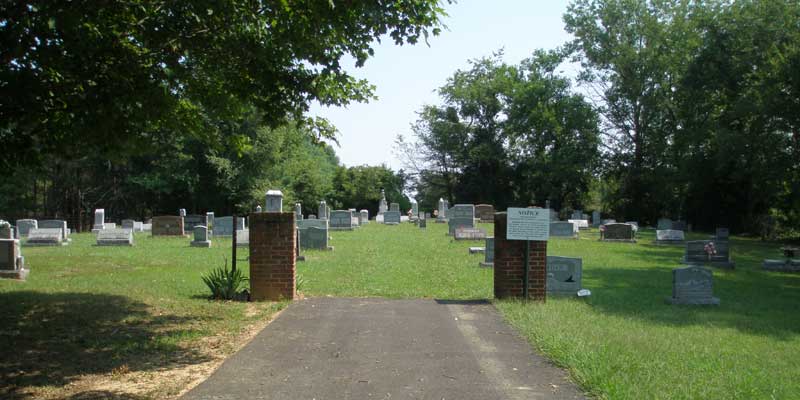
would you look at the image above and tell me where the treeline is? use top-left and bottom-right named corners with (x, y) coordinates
top-left (399, 0), bottom-right (800, 236)
top-left (0, 108), bottom-right (409, 231)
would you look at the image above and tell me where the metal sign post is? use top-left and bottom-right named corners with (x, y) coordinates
top-left (231, 214), bottom-right (237, 273)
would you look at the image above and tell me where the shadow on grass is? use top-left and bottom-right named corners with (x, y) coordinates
top-left (65, 391), bottom-right (149, 400)
top-left (584, 265), bottom-right (800, 340)
top-left (434, 299), bottom-right (490, 305)
top-left (0, 291), bottom-right (212, 399)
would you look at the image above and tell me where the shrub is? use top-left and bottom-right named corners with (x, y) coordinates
top-left (202, 259), bottom-right (249, 300)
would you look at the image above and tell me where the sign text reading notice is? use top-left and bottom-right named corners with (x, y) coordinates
top-left (507, 208), bottom-right (550, 241)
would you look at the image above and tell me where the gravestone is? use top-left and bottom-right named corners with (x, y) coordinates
top-left (206, 212), bottom-right (215, 229)
top-left (92, 209), bottom-right (105, 232)
top-left (549, 209), bottom-right (559, 222)
top-left (411, 200), bottom-right (419, 220)
top-left (38, 220), bottom-right (69, 241)
top-left (348, 209), bottom-right (360, 227)
top-left (151, 216), bottom-right (185, 236)
top-left (715, 228), bottom-right (730, 241)
top-left (567, 219), bottom-right (589, 230)
top-left (134, 221), bottom-right (144, 232)
top-left (436, 198), bottom-right (447, 222)
top-left (475, 204), bottom-right (495, 223)
top-left (359, 210), bottom-right (369, 225)
top-left (297, 219), bottom-right (329, 230)
top-left (96, 229), bottom-right (134, 246)
top-left (212, 216), bottom-right (245, 237)
top-left (666, 266), bottom-right (720, 305)
top-left (383, 211), bottom-right (401, 225)
top-left (655, 229), bottom-right (685, 245)
top-left (15, 219), bottom-right (37, 237)
top-left (295, 203), bottom-right (303, 221)
top-left (763, 258), bottom-right (800, 272)
top-left (657, 218), bottom-right (673, 230)
top-left (447, 204), bottom-right (476, 235)
top-left (190, 225), bottom-right (211, 248)
top-left (0, 221), bottom-right (12, 239)
top-left (592, 211), bottom-right (601, 227)
top-left (390, 203), bottom-right (400, 212)
top-left (571, 210), bottom-right (583, 220)
top-left (141, 223), bottom-right (152, 231)
top-left (179, 208), bottom-right (186, 217)
top-left (25, 228), bottom-right (66, 246)
top-left (318, 200), bottom-right (328, 220)
top-left (550, 222), bottom-right (577, 238)
top-left (329, 210), bottom-right (355, 230)
top-left (299, 226), bottom-right (331, 250)
top-left (601, 223), bottom-right (635, 242)
top-left (454, 227), bottom-right (487, 241)
top-left (682, 240), bottom-right (735, 269)
top-left (378, 189), bottom-right (388, 215)
top-left (671, 220), bottom-right (687, 231)
top-left (236, 229), bottom-right (249, 247)
top-left (469, 246), bottom-right (485, 254)
top-left (479, 237), bottom-right (495, 267)
top-left (256, 205), bottom-right (262, 212)
top-left (104, 223), bottom-right (117, 229)
top-left (418, 217), bottom-right (427, 228)
top-left (546, 256), bottom-right (582, 295)
top-left (0, 239), bottom-right (28, 280)
top-left (265, 190), bottom-right (283, 212)
top-left (183, 214), bottom-right (208, 234)
top-left (121, 219), bottom-right (135, 230)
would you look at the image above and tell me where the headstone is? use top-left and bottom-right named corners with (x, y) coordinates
top-left (571, 210), bottom-right (583, 220)
top-left (657, 218), bottom-right (673, 230)
top-left (425, 212), bottom-right (431, 219)
top-left (96, 228), bottom-right (134, 246)
top-left (763, 259), bottom-right (800, 272)
top-left (191, 225), bottom-right (211, 247)
top-left (179, 208), bottom-right (186, 217)
top-left (479, 237), bottom-right (495, 267)
top-left (16, 219), bottom-right (37, 237)
top-left (212, 216), bottom-right (245, 237)
top-left (0, 239), bottom-right (28, 280)
top-left (256, 205), bottom-right (262, 212)
top-left (454, 227), bottom-right (487, 241)
top-left (475, 204), bottom-right (495, 223)
top-left (25, 228), bottom-right (65, 246)
top-left (672, 220), bottom-right (687, 231)
top-left (383, 211), bottom-right (401, 225)
top-left (601, 223), bottom-right (635, 242)
top-left (298, 219), bottom-right (329, 230)
top-left (348, 209), bottom-right (360, 227)
top-left (389, 203), bottom-right (400, 212)
top-left (592, 211), bottom-right (601, 227)
top-left (411, 200), bottom-right (419, 220)
top-left (318, 200), bottom-right (328, 220)
top-left (359, 210), bottom-right (369, 225)
top-left (295, 203), bottom-right (303, 221)
top-left (447, 204), bottom-right (476, 235)
top-left (567, 219), bottom-right (589, 230)
top-left (469, 246), bottom-right (485, 254)
top-left (715, 228), bottom-right (730, 241)
top-left (436, 198), bottom-right (447, 222)
top-left (299, 226), bottom-right (331, 250)
top-left (0, 221), bottom-right (12, 239)
top-left (183, 214), bottom-right (208, 234)
top-left (378, 189), bottom-right (388, 215)
top-left (682, 240), bottom-right (734, 268)
top-left (418, 217), bottom-right (427, 228)
top-left (265, 189), bottom-right (283, 212)
top-left (92, 209), bottom-right (105, 233)
top-left (236, 229), bottom-right (249, 247)
top-left (655, 229), bottom-right (685, 245)
top-left (38, 220), bottom-right (69, 241)
top-left (206, 212), bottom-right (215, 229)
top-left (546, 256), bottom-right (582, 295)
top-left (133, 221), bottom-right (143, 232)
top-left (141, 223), bottom-right (152, 231)
top-left (121, 219), bottom-right (135, 230)
top-left (329, 210), bottom-right (355, 230)
top-left (151, 216), bottom-right (185, 236)
top-left (550, 222), bottom-right (577, 238)
top-left (666, 266), bottom-right (720, 305)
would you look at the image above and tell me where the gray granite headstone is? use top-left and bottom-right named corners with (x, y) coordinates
top-left (447, 204), bottom-right (476, 235)
top-left (550, 222), bottom-right (577, 238)
top-left (298, 219), bottom-right (329, 230)
top-left (236, 229), bottom-right (249, 247)
top-left (682, 240), bottom-right (734, 268)
top-left (671, 220), bottom-right (687, 231)
top-left (206, 212), bottom-right (215, 229)
top-left (359, 210), bottom-right (369, 225)
top-left (592, 211), bottom-right (601, 227)
top-left (25, 228), bottom-right (65, 246)
top-left (96, 229), bottom-right (134, 246)
top-left (265, 189), bottom-right (283, 212)
top-left (411, 200), bottom-right (419, 219)
top-left (602, 223), bottom-right (635, 242)
top-left (191, 225), bottom-right (211, 248)
top-left (318, 200), bottom-right (328, 220)
top-left (92, 209), bottom-right (105, 232)
top-left (183, 215), bottom-right (208, 234)
top-left (213, 216), bottom-right (245, 237)
top-left (475, 204), bottom-right (495, 223)
top-left (655, 229), bottom-right (685, 245)
top-left (121, 219), bottom-right (135, 230)
top-left (383, 211), bottom-right (401, 225)
top-left (479, 237), bottom-right (495, 267)
top-left (437, 198), bottom-right (447, 221)
top-left (329, 210), bottom-right (354, 230)
top-left (38, 220), bottom-right (69, 240)
top-left (15, 219), bottom-right (37, 237)
top-left (715, 228), bottom-right (730, 241)
top-left (151, 216), bottom-right (184, 236)
top-left (299, 226), bottom-right (330, 250)
top-left (546, 256), bottom-right (582, 295)
top-left (571, 210), bottom-right (583, 220)
top-left (667, 266), bottom-right (719, 305)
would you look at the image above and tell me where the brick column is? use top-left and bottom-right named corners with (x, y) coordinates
top-left (249, 212), bottom-right (296, 301)
top-left (493, 212), bottom-right (547, 301)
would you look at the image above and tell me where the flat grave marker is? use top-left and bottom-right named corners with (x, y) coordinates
top-left (96, 229), bottom-right (134, 246)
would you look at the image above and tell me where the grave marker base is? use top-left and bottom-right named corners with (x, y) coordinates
top-left (0, 268), bottom-right (29, 280)
top-left (666, 296), bottom-right (720, 306)
top-left (681, 258), bottom-right (735, 269)
top-left (469, 247), bottom-right (485, 254)
top-left (479, 262), bottom-right (494, 268)
top-left (600, 238), bottom-right (637, 243)
top-left (191, 241), bottom-right (212, 248)
top-left (763, 259), bottom-right (800, 272)
top-left (653, 239), bottom-right (685, 246)
top-left (24, 241), bottom-right (68, 247)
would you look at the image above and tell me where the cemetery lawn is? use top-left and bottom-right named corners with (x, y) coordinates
top-left (0, 234), bottom-right (285, 400)
top-left (299, 222), bottom-right (800, 400)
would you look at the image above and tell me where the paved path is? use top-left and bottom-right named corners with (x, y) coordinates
top-left (182, 298), bottom-right (585, 400)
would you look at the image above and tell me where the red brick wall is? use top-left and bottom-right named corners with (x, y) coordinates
top-left (493, 212), bottom-right (547, 301)
top-left (249, 212), bottom-right (296, 301)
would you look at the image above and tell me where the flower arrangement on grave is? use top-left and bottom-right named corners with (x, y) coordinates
top-left (704, 242), bottom-right (717, 262)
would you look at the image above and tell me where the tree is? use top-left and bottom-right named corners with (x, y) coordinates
top-left (0, 0), bottom-right (451, 169)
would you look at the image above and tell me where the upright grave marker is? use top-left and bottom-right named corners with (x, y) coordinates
top-left (38, 220), bottom-right (69, 241)
top-left (25, 228), bottom-right (66, 246)
top-left (436, 198), bottom-right (447, 223)
top-left (666, 266), bottom-right (720, 305)
top-left (183, 214), bottom-right (208, 234)
top-left (96, 229), bottom-right (134, 246)
top-left (16, 219), bottom-right (37, 237)
top-left (447, 204), bottom-right (476, 235)
top-left (495, 208), bottom-right (549, 300)
top-left (151, 216), bottom-right (185, 236)
top-left (191, 225), bottom-right (212, 247)
top-left (475, 204), bottom-right (495, 223)
top-left (592, 211), bottom-right (601, 227)
top-left (546, 256), bottom-right (582, 295)
top-left (0, 238), bottom-right (28, 280)
top-left (92, 209), bottom-right (105, 233)
top-left (550, 222), bottom-right (577, 239)
top-left (265, 190), bottom-right (283, 212)
top-left (655, 229), bottom-right (685, 245)
top-left (601, 223), bottom-right (636, 242)
top-left (295, 203), bottom-right (303, 221)
top-left (378, 189), bottom-right (388, 215)
top-left (479, 237), bottom-right (494, 267)
top-left (213, 216), bottom-right (245, 237)
top-left (0, 221), bottom-right (13, 239)
top-left (318, 200), bottom-right (328, 220)
top-left (330, 210), bottom-right (355, 230)
top-left (657, 218), bottom-right (673, 230)
top-left (359, 210), bottom-right (369, 225)
top-left (383, 211), bottom-right (401, 225)
top-left (682, 240), bottom-right (735, 269)
top-left (389, 203), bottom-right (400, 212)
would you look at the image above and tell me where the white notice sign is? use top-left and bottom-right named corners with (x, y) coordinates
top-left (507, 208), bottom-right (550, 241)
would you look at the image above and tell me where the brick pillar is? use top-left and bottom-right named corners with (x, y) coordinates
top-left (493, 212), bottom-right (547, 301)
top-left (249, 212), bottom-right (296, 301)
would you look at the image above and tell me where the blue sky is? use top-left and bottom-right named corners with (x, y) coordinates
top-left (310, 0), bottom-right (574, 169)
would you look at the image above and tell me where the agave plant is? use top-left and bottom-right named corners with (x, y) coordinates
top-left (202, 258), bottom-right (249, 300)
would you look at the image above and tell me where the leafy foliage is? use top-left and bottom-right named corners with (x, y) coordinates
top-left (201, 260), bottom-right (249, 300)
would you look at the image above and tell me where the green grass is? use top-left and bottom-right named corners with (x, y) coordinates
top-left (300, 222), bottom-right (800, 400)
top-left (0, 233), bottom-right (284, 399)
